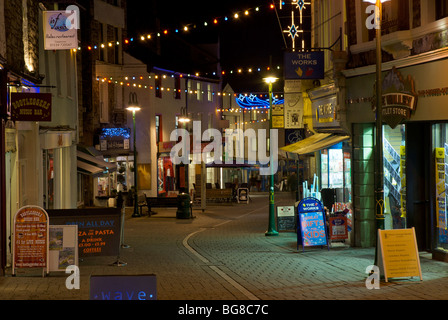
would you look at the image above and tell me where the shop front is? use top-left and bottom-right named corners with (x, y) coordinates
top-left (346, 59), bottom-right (448, 260)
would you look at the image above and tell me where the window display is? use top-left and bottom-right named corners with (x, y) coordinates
top-left (433, 124), bottom-right (448, 252)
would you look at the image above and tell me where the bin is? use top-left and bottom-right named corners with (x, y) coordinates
top-left (176, 193), bottom-right (191, 219)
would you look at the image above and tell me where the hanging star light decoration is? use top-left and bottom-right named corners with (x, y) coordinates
top-left (282, 0), bottom-right (310, 51)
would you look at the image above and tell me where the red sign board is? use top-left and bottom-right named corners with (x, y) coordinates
top-left (13, 206), bottom-right (49, 274)
top-left (329, 216), bottom-right (349, 240)
top-left (10, 92), bottom-right (52, 122)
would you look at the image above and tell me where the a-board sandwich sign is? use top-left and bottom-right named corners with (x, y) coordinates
top-left (13, 206), bottom-right (50, 276)
top-left (48, 208), bottom-right (121, 258)
top-left (377, 227), bottom-right (423, 282)
top-left (276, 206), bottom-right (296, 232)
top-left (297, 198), bottom-right (329, 251)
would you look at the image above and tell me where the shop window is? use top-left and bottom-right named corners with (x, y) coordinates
top-left (383, 124), bottom-right (406, 230)
top-left (155, 75), bottom-right (162, 98)
top-left (155, 114), bottom-right (162, 143)
top-left (436, 0), bottom-right (448, 20)
top-left (432, 123), bottom-right (448, 253)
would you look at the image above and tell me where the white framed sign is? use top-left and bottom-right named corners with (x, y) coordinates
top-left (43, 10), bottom-right (78, 50)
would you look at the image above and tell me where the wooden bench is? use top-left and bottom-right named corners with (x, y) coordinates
top-left (145, 196), bottom-right (192, 218)
top-left (205, 188), bottom-right (233, 203)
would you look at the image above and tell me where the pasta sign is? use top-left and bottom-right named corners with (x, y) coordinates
top-left (297, 198), bottom-right (329, 251)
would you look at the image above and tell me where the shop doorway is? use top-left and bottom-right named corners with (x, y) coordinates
top-left (406, 122), bottom-right (431, 251)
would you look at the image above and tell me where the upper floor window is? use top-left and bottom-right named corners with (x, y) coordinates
top-left (436, 0), bottom-right (448, 20)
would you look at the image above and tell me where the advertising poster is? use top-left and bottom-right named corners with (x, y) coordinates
top-left (49, 225), bottom-right (78, 271)
top-left (13, 206), bottom-right (49, 275)
top-left (329, 216), bottom-right (348, 241)
top-left (297, 198), bottom-right (328, 251)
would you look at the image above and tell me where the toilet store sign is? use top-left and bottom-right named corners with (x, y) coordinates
top-left (376, 67), bottom-right (418, 129)
top-left (13, 206), bottom-right (49, 276)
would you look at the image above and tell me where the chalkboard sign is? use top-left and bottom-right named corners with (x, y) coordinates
top-left (297, 198), bottom-right (329, 251)
top-left (48, 208), bottom-right (121, 258)
top-left (276, 206), bottom-right (296, 232)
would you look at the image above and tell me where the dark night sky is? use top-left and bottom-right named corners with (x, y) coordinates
top-left (125, 1), bottom-right (310, 93)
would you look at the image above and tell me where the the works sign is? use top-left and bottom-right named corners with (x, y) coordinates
top-left (376, 67), bottom-right (418, 129)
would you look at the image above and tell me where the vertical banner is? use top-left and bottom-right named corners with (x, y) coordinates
top-left (400, 145), bottom-right (407, 220)
top-left (13, 206), bottom-right (49, 275)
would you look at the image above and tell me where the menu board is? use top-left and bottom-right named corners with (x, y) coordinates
top-left (48, 208), bottom-right (121, 258)
top-left (13, 206), bottom-right (49, 275)
top-left (377, 228), bottom-right (422, 282)
top-left (297, 198), bottom-right (328, 251)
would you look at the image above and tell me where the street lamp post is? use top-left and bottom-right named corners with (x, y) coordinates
top-left (366, 0), bottom-right (389, 232)
top-left (127, 92), bottom-right (141, 217)
top-left (264, 76), bottom-right (279, 237)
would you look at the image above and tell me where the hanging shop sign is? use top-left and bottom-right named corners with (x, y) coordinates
top-left (13, 206), bottom-right (49, 276)
top-left (10, 93), bottom-right (52, 122)
top-left (376, 67), bottom-right (418, 129)
top-left (98, 127), bottom-right (131, 152)
top-left (309, 84), bottom-right (343, 131)
top-left (297, 197), bottom-right (329, 251)
top-left (284, 51), bottom-right (325, 80)
top-left (43, 10), bottom-right (78, 50)
top-left (377, 228), bottom-right (422, 282)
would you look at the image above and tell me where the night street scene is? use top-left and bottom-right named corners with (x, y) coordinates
top-left (1, 0), bottom-right (448, 316)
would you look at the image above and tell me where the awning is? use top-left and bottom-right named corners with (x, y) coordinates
top-left (281, 134), bottom-right (350, 155)
top-left (281, 133), bottom-right (331, 153)
top-left (77, 147), bottom-right (117, 175)
top-left (77, 160), bottom-right (106, 175)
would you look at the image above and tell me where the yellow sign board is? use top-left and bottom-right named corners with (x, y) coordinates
top-left (377, 228), bottom-right (422, 282)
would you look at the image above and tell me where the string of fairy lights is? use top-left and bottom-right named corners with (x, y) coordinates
top-left (91, 0), bottom-right (306, 127)
top-left (95, 74), bottom-right (284, 101)
top-left (72, 2), bottom-right (300, 77)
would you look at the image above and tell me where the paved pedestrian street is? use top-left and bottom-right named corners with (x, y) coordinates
top-left (0, 193), bottom-right (447, 317)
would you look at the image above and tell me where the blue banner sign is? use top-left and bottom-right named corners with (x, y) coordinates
top-left (297, 198), bottom-right (329, 250)
top-left (284, 51), bottom-right (325, 80)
